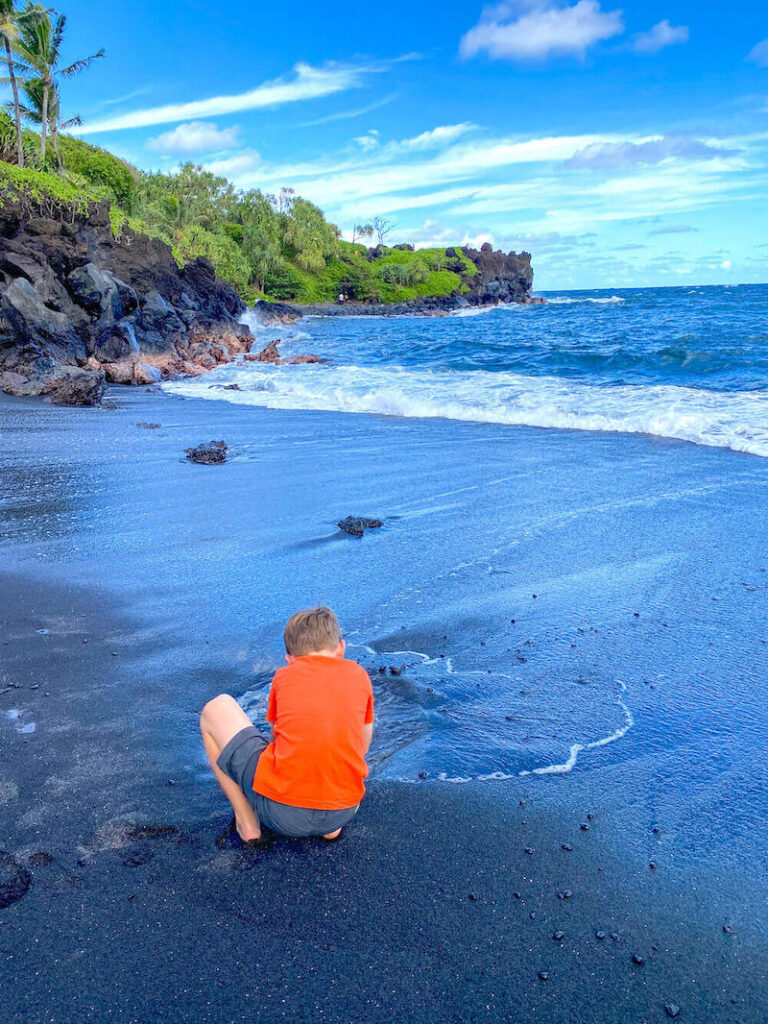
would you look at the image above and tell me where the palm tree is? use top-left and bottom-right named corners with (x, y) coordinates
top-left (0, 0), bottom-right (42, 167)
top-left (17, 76), bottom-right (80, 170)
top-left (13, 6), bottom-right (103, 165)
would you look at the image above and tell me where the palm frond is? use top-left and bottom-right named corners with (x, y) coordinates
top-left (59, 48), bottom-right (104, 76)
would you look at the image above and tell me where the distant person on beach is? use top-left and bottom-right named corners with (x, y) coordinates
top-left (338, 292), bottom-right (345, 303)
top-left (200, 607), bottom-right (374, 843)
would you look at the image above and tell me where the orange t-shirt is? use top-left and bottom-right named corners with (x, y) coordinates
top-left (253, 655), bottom-right (374, 810)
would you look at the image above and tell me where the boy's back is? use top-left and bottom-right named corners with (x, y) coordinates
top-left (255, 654), bottom-right (374, 810)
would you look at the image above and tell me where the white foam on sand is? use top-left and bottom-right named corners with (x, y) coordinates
top-left (518, 682), bottom-right (633, 777)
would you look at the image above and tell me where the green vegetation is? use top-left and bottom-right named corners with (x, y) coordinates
top-left (0, 2), bottom-right (474, 305)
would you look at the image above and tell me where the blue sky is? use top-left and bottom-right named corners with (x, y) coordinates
top-left (28, 0), bottom-right (768, 289)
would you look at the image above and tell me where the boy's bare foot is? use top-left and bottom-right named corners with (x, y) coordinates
top-left (322, 828), bottom-right (342, 841)
top-left (235, 814), bottom-right (262, 843)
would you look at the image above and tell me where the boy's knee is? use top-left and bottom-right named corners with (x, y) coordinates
top-left (200, 694), bottom-right (235, 731)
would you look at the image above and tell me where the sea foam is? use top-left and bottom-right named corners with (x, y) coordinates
top-left (163, 361), bottom-right (768, 458)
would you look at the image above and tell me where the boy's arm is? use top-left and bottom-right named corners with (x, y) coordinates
top-left (362, 722), bottom-right (373, 755)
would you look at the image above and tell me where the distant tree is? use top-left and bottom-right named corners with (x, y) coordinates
top-left (372, 216), bottom-right (394, 246)
top-left (0, 0), bottom-right (42, 167)
top-left (12, 7), bottom-right (103, 165)
top-left (268, 187), bottom-right (295, 214)
top-left (352, 222), bottom-right (373, 244)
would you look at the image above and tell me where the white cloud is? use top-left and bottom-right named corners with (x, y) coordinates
top-left (205, 150), bottom-right (262, 177)
top-left (747, 39), bottom-right (768, 67)
top-left (73, 62), bottom-right (375, 136)
top-left (146, 121), bottom-right (241, 155)
top-left (633, 20), bottom-right (689, 54)
top-left (721, 259), bottom-right (733, 269)
top-left (397, 124), bottom-right (477, 151)
top-left (353, 130), bottom-right (381, 151)
top-left (460, 0), bottom-right (624, 61)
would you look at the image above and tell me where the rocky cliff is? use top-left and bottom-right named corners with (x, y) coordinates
top-left (0, 197), bottom-right (253, 405)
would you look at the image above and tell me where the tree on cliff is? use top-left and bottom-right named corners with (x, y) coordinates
top-left (18, 77), bottom-right (82, 171)
top-left (12, 7), bottom-right (103, 164)
top-left (372, 216), bottom-right (394, 246)
top-left (352, 222), bottom-right (373, 244)
top-left (0, 0), bottom-right (42, 168)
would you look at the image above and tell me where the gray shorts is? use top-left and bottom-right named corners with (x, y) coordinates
top-left (216, 725), bottom-right (358, 838)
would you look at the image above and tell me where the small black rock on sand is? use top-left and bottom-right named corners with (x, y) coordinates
top-left (337, 516), bottom-right (383, 537)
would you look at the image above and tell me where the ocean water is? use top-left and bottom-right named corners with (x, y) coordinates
top-left (165, 284), bottom-right (768, 457)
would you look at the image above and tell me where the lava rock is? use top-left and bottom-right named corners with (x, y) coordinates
top-left (538, 971), bottom-right (549, 981)
top-left (0, 851), bottom-right (31, 909)
top-left (595, 931), bottom-right (606, 940)
top-left (632, 954), bottom-right (645, 965)
top-left (185, 440), bottom-right (228, 465)
top-left (553, 931), bottom-right (564, 941)
top-left (664, 1005), bottom-right (681, 1018)
top-left (338, 516), bottom-right (383, 537)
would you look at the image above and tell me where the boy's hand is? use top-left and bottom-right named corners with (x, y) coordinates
top-left (363, 722), bottom-right (373, 756)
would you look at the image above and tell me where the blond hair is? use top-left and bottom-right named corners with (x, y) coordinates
top-left (283, 606), bottom-right (342, 657)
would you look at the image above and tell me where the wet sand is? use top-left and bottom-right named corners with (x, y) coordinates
top-left (1, 389), bottom-right (767, 1022)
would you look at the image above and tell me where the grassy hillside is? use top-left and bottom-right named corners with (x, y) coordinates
top-left (0, 114), bottom-right (475, 305)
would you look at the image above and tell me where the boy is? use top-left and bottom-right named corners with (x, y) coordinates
top-left (200, 607), bottom-right (374, 843)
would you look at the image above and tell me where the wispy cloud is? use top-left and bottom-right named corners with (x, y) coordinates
top-left (747, 39), bottom-right (768, 67)
top-left (566, 135), bottom-right (740, 169)
top-left (460, 0), bottom-right (624, 62)
top-left (147, 121), bottom-right (241, 155)
top-left (298, 93), bottom-right (398, 127)
top-left (648, 224), bottom-right (698, 236)
top-left (73, 61), bottom-right (378, 136)
top-left (633, 20), bottom-right (689, 55)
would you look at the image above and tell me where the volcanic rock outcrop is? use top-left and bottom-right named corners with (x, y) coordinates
top-left (0, 197), bottom-right (253, 404)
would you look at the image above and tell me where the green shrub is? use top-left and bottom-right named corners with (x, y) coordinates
top-left (57, 136), bottom-right (136, 208)
top-left (174, 224), bottom-right (252, 296)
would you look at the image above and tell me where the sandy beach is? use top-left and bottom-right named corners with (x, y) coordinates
top-left (1, 386), bottom-right (767, 1022)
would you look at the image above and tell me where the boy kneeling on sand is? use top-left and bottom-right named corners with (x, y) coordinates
top-left (200, 607), bottom-right (374, 842)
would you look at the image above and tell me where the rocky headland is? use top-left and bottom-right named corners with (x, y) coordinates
top-left (256, 244), bottom-right (542, 323)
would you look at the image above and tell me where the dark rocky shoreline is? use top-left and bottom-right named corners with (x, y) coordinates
top-left (0, 198), bottom-right (253, 405)
top-left (0, 199), bottom-right (540, 404)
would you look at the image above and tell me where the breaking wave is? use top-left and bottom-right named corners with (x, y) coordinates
top-left (163, 361), bottom-right (768, 458)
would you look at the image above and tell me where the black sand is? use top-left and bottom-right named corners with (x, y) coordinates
top-left (1, 391), bottom-right (768, 1022)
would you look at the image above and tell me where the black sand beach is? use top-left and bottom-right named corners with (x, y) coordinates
top-left (2, 389), bottom-right (768, 1023)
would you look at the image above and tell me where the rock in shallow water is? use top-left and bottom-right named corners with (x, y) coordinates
top-left (185, 440), bottom-right (228, 465)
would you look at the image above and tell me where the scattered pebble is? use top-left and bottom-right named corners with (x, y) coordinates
top-left (553, 930), bottom-right (564, 941)
top-left (167, 780), bottom-right (176, 786)
top-left (664, 1004), bottom-right (681, 1019)
top-left (652, 826), bottom-right (662, 835)
top-left (723, 924), bottom-right (736, 935)
top-left (610, 933), bottom-right (620, 943)
top-left (580, 823), bottom-right (590, 831)
top-left (595, 931), bottom-right (606, 940)
top-left (524, 847), bottom-right (534, 855)
top-left (632, 954), bottom-right (645, 966)
top-left (513, 891), bottom-right (521, 899)
top-left (538, 971), bottom-right (549, 981)
top-left (561, 844), bottom-right (572, 852)
top-left (418, 771), bottom-right (427, 779)
top-left (468, 893), bottom-right (477, 902)
top-left (557, 890), bottom-right (573, 900)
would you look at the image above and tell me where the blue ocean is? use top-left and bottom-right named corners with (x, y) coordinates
top-left (168, 284), bottom-right (768, 457)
